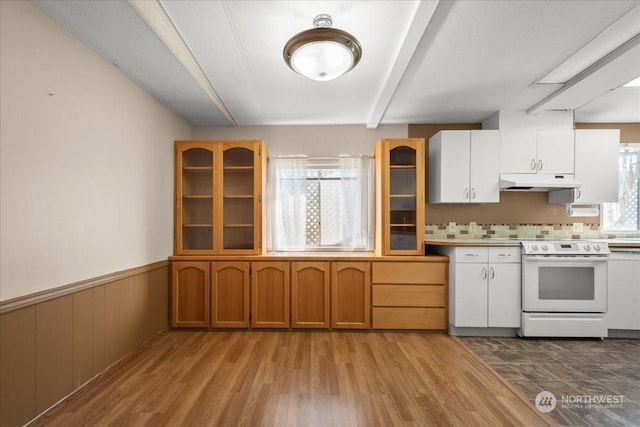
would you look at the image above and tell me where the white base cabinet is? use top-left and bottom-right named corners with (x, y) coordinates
top-left (440, 246), bottom-right (521, 329)
top-left (607, 251), bottom-right (640, 330)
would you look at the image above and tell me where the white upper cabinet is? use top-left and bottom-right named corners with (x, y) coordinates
top-left (549, 129), bottom-right (620, 204)
top-left (429, 130), bottom-right (500, 203)
top-left (574, 129), bottom-right (619, 203)
top-left (500, 130), bottom-right (574, 174)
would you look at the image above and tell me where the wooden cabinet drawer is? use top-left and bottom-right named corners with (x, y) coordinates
top-left (372, 262), bottom-right (446, 284)
top-left (372, 284), bottom-right (445, 307)
top-left (372, 307), bottom-right (446, 330)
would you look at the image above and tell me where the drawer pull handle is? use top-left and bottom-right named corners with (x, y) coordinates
top-left (465, 253), bottom-right (479, 257)
top-left (497, 253), bottom-right (512, 257)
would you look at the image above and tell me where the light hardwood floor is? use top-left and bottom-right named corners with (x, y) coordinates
top-left (30, 331), bottom-right (553, 426)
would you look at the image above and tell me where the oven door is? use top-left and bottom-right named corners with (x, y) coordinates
top-left (522, 255), bottom-right (607, 312)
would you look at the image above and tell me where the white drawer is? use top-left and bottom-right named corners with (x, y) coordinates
top-left (489, 247), bottom-right (521, 263)
top-left (454, 247), bottom-right (488, 263)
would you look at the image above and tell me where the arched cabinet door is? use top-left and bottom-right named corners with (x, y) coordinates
top-left (331, 262), bottom-right (371, 329)
top-left (211, 262), bottom-right (250, 328)
top-left (291, 262), bottom-right (330, 329)
top-left (375, 138), bottom-right (425, 255)
top-left (218, 142), bottom-right (264, 255)
top-left (175, 143), bottom-right (215, 255)
top-left (251, 262), bottom-right (290, 328)
top-left (171, 261), bottom-right (210, 328)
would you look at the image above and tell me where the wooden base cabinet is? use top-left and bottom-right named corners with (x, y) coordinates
top-left (371, 261), bottom-right (447, 330)
top-left (252, 262), bottom-right (290, 328)
top-left (331, 262), bottom-right (371, 329)
top-left (171, 261), bottom-right (211, 328)
top-left (212, 262), bottom-right (250, 328)
top-left (291, 262), bottom-right (330, 329)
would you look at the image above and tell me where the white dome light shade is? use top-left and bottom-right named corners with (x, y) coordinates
top-left (284, 15), bottom-right (362, 81)
top-left (290, 40), bottom-right (354, 81)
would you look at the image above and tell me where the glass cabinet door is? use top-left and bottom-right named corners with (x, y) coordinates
top-left (389, 146), bottom-right (417, 251)
top-left (220, 144), bottom-right (258, 253)
top-left (177, 145), bottom-right (215, 253)
top-left (379, 138), bottom-right (424, 255)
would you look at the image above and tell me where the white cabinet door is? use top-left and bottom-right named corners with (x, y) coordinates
top-left (537, 130), bottom-right (574, 174)
top-left (499, 130), bottom-right (537, 173)
top-left (429, 131), bottom-right (470, 203)
top-left (574, 129), bottom-right (619, 204)
top-left (488, 263), bottom-right (521, 327)
top-left (470, 130), bottom-right (500, 203)
top-left (454, 263), bottom-right (488, 327)
top-left (608, 257), bottom-right (640, 330)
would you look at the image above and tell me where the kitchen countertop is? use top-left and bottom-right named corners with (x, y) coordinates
top-left (424, 238), bottom-right (640, 248)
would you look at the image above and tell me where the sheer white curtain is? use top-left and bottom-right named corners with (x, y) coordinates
top-left (268, 155), bottom-right (373, 251)
top-left (339, 156), bottom-right (374, 251)
top-left (268, 157), bottom-right (308, 251)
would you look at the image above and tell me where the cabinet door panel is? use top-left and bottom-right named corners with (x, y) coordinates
top-left (292, 262), bottom-right (330, 328)
top-left (574, 129), bottom-right (619, 203)
top-left (252, 262), bottom-right (290, 328)
top-left (440, 131), bottom-right (471, 203)
top-left (470, 130), bottom-right (500, 203)
top-left (212, 262), bottom-right (249, 328)
top-left (454, 264), bottom-right (488, 327)
top-left (331, 262), bottom-right (371, 329)
top-left (488, 263), bottom-right (521, 328)
top-left (499, 130), bottom-right (537, 174)
top-left (608, 259), bottom-right (640, 330)
top-left (378, 139), bottom-right (424, 255)
top-left (218, 142), bottom-right (262, 254)
top-left (175, 144), bottom-right (215, 254)
top-left (171, 262), bottom-right (210, 328)
top-left (537, 130), bottom-right (574, 174)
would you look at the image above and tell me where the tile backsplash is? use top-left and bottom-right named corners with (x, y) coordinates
top-left (425, 223), bottom-right (620, 240)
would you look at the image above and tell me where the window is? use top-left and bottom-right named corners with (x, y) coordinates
top-left (268, 156), bottom-right (374, 251)
top-left (602, 143), bottom-right (640, 232)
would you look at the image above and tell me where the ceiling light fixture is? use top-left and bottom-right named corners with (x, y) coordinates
top-left (283, 14), bottom-right (362, 81)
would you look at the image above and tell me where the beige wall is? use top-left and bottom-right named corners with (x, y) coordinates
top-left (193, 124), bottom-right (408, 157)
top-left (0, 1), bottom-right (191, 301)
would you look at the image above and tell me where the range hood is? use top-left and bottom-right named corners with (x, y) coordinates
top-left (499, 173), bottom-right (582, 191)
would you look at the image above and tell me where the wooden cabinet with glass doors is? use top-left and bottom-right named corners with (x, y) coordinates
top-left (175, 140), bottom-right (266, 255)
top-left (375, 138), bottom-right (425, 255)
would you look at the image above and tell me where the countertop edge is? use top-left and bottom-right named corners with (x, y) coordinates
top-left (424, 239), bottom-right (640, 248)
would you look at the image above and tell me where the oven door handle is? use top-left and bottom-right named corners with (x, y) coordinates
top-left (522, 255), bottom-right (609, 262)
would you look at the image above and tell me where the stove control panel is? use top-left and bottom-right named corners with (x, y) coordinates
top-left (521, 240), bottom-right (610, 255)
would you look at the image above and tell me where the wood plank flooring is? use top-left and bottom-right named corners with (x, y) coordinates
top-left (29, 331), bottom-right (554, 426)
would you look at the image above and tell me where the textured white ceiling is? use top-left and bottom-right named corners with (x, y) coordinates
top-left (32, 0), bottom-right (640, 127)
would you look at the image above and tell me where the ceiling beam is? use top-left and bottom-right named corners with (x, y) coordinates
top-left (365, 1), bottom-right (439, 129)
top-left (128, 0), bottom-right (238, 126)
top-left (528, 32), bottom-right (640, 114)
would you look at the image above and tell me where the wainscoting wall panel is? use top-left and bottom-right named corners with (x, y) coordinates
top-left (0, 261), bottom-right (169, 427)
